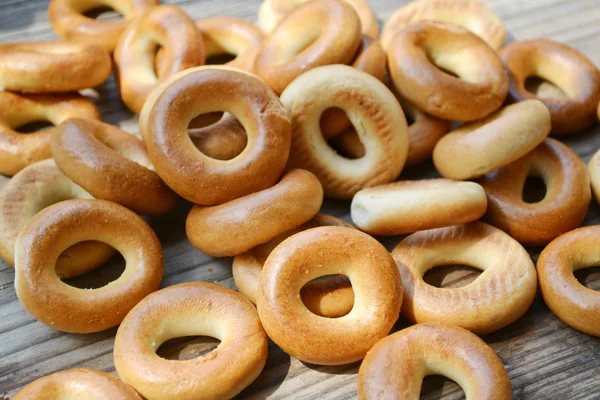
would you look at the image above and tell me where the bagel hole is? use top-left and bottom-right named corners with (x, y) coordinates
top-left (423, 265), bottom-right (481, 288)
top-left (575, 267), bottom-right (600, 291)
top-left (62, 251), bottom-right (124, 290)
top-left (83, 6), bottom-right (123, 22)
top-left (327, 128), bottom-right (365, 160)
top-left (206, 53), bottom-right (237, 65)
top-left (522, 176), bottom-right (547, 203)
top-left (300, 274), bottom-right (354, 318)
top-left (420, 375), bottom-right (464, 399)
top-left (156, 336), bottom-right (221, 361)
top-left (15, 120), bottom-right (54, 133)
top-left (425, 52), bottom-right (460, 79)
top-left (525, 76), bottom-right (567, 99)
top-left (188, 113), bottom-right (248, 160)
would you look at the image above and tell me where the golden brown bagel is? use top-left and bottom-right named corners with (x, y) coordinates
top-left (254, 0), bottom-right (362, 94)
top-left (537, 227), bottom-right (600, 337)
top-left (281, 65), bottom-right (409, 199)
top-left (358, 323), bottom-right (512, 399)
top-left (233, 213), bottom-right (354, 317)
top-left (114, 282), bottom-right (268, 400)
top-left (381, 0), bottom-right (506, 51)
top-left (478, 138), bottom-right (590, 246)
top-left (257, 226), bottom-right (403, 365)
top-left (0, 91), bottom-right (100, 176)
top-left (433, 100), bottom-right (551, 180)
top-left (258, 0), bottom-right (379, 38)
top-left (351, 179), bottom-right (488, 235)
top-left (387, 21), bottom-right (508, 121)
top-left (392, 222), bottom-right (537, 335)
top-left (48, 0), bottom-right (158, 52)
top-left (320, 35), bottom-right (387, 139)
top-left (14, 199), bottom-right (163, 333)
top-left (14, 369), bottom-right (142, 400)
top-left (114, 5), bottom-right (205, 113)
top-left (139, 66), bottom-right (291, 205)
top-left (500, 39), bottom-right (600, 136)
top-left (186, 169), bottom-right (323, 257)
top-left (189, 115), bottom-right (248, 160)
top-left (0, 41), bottom-right (111, 93)
top-left (51, 118), bottom-right (177, 215)
top-left (0, 160), bottom-right (115, 278)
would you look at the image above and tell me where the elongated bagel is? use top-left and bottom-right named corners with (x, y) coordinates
top-left (0, 91), bottom-right (100, 176)
top-left (51, 118), bottom-right (177, 215)
top-left (392, 222), bottom-right (537, 334)
top-left (358, 324), bottom-right (512, 399)
top-left (433, 100), bottom-right (551, 180)
top-left (186, 169), bottom-right (323, 257)
top-left (351, 179), bottom-right (487, 235)
top-left (114, 282), bottom-right (268, 400)
top-left (14, 199), bottom-right (163, 333)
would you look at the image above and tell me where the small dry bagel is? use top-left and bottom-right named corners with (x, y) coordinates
top-left (281, 65), bottom-right (409, 199)
top-left (114, 282), bottom-right (268, 400)
top-left (500, 39), bottom-right (600, 136)
top-left (189, 115), bottom-right (248, 161)
top-left (0, 91), bottom-right (100, 176)
top-left (387, 21), bottom-right (508, 121)
top-left (320, 35), bottom-right (387, 139)
top-left (537, 227), bottom-right (600, 337)
top-left (392, 222), bottom-right (537, 335)
top-left (14, 199), bottom-right (163, 333)
top-left (14, 369), bottom-right (142, 400)
top-left (357, 323), bottom-right (512, 399)
top-left (139, 66), bottom-right (291, 205)
top-left (186, 169), bottom-right (323, 257)
top-left (478, 138), bottom-right (590, 246)
top-left (258, 0), bottom-right (379, 38)
top-left (381, 0), bottom-right (506, 51)
top-left (433, 100), bottom-right (551, 180)
top-left (48, 0), bottom-right (158, 52)
top-left (51, 118), bottom-right (177, 215)
top-left (254, 0), bottom-right (362, 94)
top-left (257, 226), bottom-right (403, 365)
top-left (233, 213), bottom-right (354, 317)
top-left (0, 159), bottom-right (115, 278)
top-left (114, 5), bottom-right (205, 113)
top-left (351, 179), bottom-right (488, 236)
top-left (0, 41), bottom-right (111, 93)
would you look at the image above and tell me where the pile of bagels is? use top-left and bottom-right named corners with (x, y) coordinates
top-left (3, 0), bottom-right (600, 398)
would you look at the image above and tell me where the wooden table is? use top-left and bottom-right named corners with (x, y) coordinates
top-left (1, 0), bottom-right (600, 398)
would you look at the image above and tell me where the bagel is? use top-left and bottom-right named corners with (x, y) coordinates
top-left (254, 0), bottom-right (362, 94)
top-left (281, 65), bottom-right (409, 199)
top-left (537, 227), bottom-right (600, 337)
top-left (48, 0), bottom-right (158, 52)
top-left (257, 226), bottom-right (402, 365)
top-left (14, 199), bottom-right (163, 333)
top-left (189, 115), bottom-right (248, 161)
top-left (500, 39), bottom-right (600, 136)
top-left (381, 0), bottom-right (506, 51)
top-left (320, 35), bottom-right (387, 139)
top-left (478, 138), bottom-right (590, 246)
top-left (357, 323), bottom-right (512, 399)
top-left (186, 169), bottom-right (323, 257)
top-left (351, 179), bottom-right (488, 235)
top-left (0, 160), bottom-right (115, 278)
top-left (139, 66), bottom-right (291, 205)
top-left (114, 282), bottom-right (268, 400)
top-left (0, 41), bottom-right (111, 93)
top-left (233, 213), bottom-right (354, 317)
top-left (258, 0), bottom-right (379, 38)
top-left (114, 5), bottom-right (205, 113)
top-left (433, 100), bottom-right (551, 180)
top-left (0, 91), bottom-right (100, 176)
top-left (392, 222), bottom-right (537, 335)
top-left (51, 118), bottom-right (178, 215)
top-left (387, 21), bottom-right (508, 121)
top-left (14, 369), bottom-right (142, 400)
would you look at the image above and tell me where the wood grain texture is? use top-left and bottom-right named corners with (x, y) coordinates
top-left (1, 0), bottom-right (600, 398)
